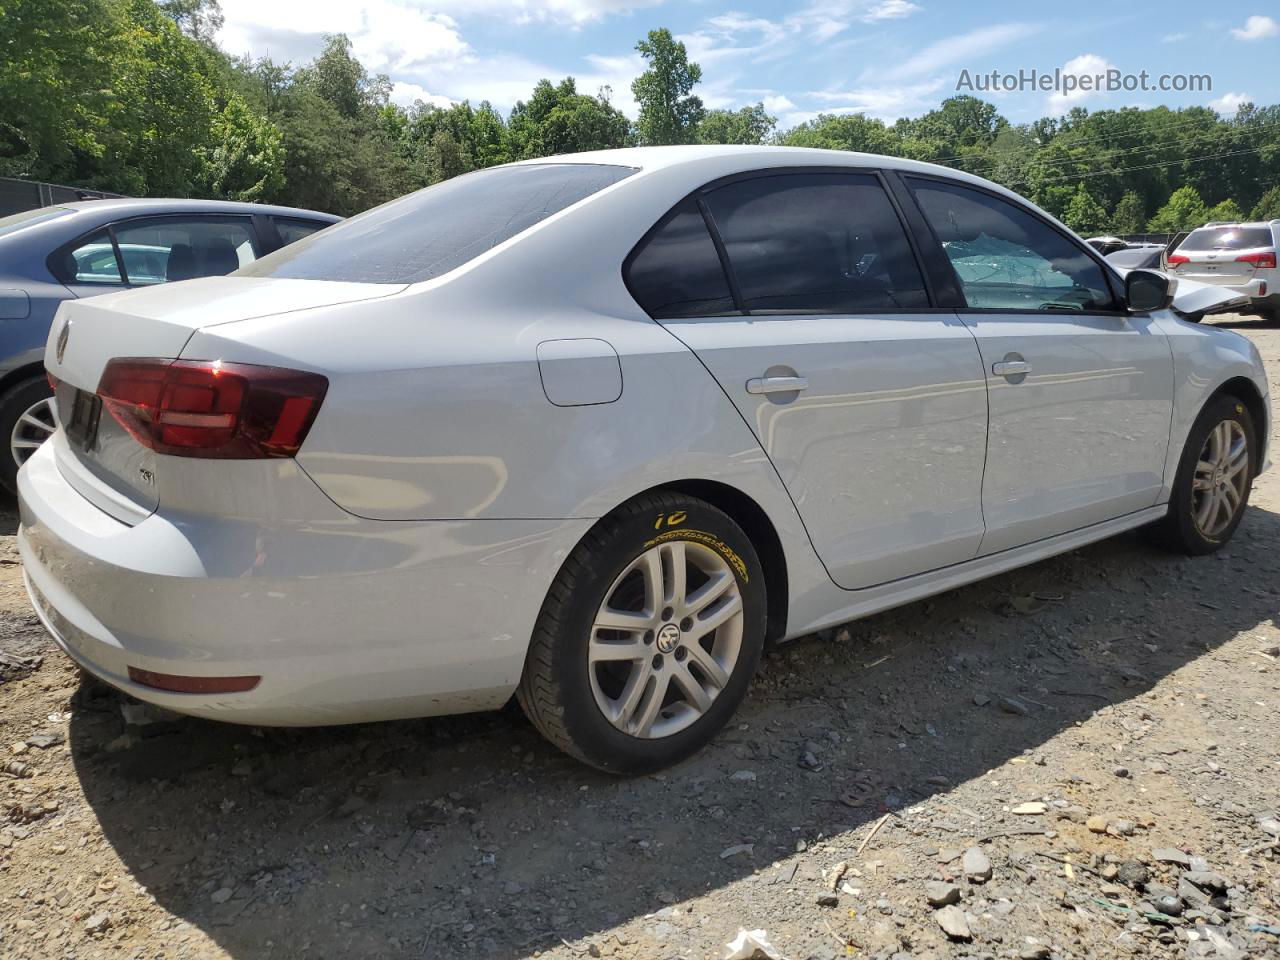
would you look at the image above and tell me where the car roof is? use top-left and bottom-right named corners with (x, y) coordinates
top-left (512, 144), bottom-right (1041, 210)
top-left (48, 198), bottom-right (341, 221)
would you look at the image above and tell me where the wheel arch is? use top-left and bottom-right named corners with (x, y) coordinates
top-left (0, 360), bottom-right (48, 401)
top-left (1210, 376), bottom-right (1269, 471)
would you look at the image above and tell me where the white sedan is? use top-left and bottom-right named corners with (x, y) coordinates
top-left (18, 146), bottom-right (1271, 774)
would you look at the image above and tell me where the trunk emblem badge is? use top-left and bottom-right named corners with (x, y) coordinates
top-left (56, 320), bottom-right (72, 363)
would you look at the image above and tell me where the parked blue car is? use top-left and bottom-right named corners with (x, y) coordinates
top-left (0, 199), bottom-right (339, 492)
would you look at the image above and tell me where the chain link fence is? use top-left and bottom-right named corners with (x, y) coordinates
top-left (0, 177), bottom-right (126, 217)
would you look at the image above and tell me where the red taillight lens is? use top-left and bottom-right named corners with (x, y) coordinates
top-left (1166, 254), bottom-right (1189, 266)
top-left (97, 358), bottom-right (328, 459)
top-left (1236, 251), bottom-right (1278, 269)
top-left (46, 370), bottom-right (58, 391)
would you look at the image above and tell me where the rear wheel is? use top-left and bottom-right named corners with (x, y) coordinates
top-left (517, 492), bottom-right (766, 774)
top-left (1, 376), bottom-right (56, 495)
top-left (1146, 394), bottom-right (1255, 554)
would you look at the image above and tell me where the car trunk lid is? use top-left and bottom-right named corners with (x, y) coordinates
top-left (43, 276), bottom-right (402, 524)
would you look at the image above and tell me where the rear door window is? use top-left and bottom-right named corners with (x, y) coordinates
top-left (240, 163), bottom-right (637, 284)
top-left (111, 216), bottom-right (258, 284)
top-left (625, 198), bottom-right (736, 318)
top-left (1179, 227), bottom-right (1273, 251)
top-left (908, 177), bottom-right (1118, 312)
top-left (272, 217), bottom-right (330, 246)
top-left (64, 230), bottom-right (123, 284)
top-left (701, 172), bottom-right (929, 312)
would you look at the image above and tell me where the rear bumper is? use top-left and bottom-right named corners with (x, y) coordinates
top-left (1178, 276), bottom-right (1270, 299)
top-left (17, 440), bottom-right (591, 725)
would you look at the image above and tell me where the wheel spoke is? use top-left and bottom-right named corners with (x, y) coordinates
top-left (684, 569), bottom-right (735, 618)
top-left (11, 439), bottom-right (41, 450)
top-left (639, 549), bottom-right (664, 617)
top-left (661, 541), bottom-right (686, 609)
top-left (1222, 481), bottom-right (1242, 510)
top-left (19, 412), bottom-right (55, 434)
top-left (688, 590), bottom-right (743, 642)
top-left (593, 608), bottom-right (652, 633)
top-left (1225, 444), bottom-right (1249, 479)
top-left (671, 663), bottom-right (712, 713)
top-left (589, 635), bottom-right (648, 662)
top-left (1195, 488), bottom-right (1215, 529)
top-left (632, 670), bottom-right (670, 737)
top-left (613, 661), bottom-right (654, 728)
top-left (685, 641), bottom-right (731, 689)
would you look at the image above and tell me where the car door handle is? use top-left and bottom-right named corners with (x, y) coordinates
top-left (746, 376), bottom-right (809, 395)
top-left (992, 360), bottom-right (1032, 378)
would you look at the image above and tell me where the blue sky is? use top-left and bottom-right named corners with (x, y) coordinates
top-left (214, 2), bottom-right (1279, 128)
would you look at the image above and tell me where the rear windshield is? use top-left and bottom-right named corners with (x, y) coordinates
top-left (237, 163), bottom-right (637, 284)
top-left (1179, 227), bottom-right (1273, 251)
top-left (0, 206), bottom-right (70, 240)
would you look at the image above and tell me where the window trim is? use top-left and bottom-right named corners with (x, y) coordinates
top-left (48, 213), bottom-right (261, 288)
top-left (898, 171), bottom-right (1129, 316)
top-left (622, 165), bottom-right (941, 320)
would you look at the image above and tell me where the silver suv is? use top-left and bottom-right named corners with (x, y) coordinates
top-left (1167, 220), bottom-right (1280, 322)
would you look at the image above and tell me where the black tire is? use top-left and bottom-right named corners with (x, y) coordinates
top-left (0, 375), bottom-right (54, 496)
top-left (517, 491), bottom-right (767, 775)
top-left (1145, 394), bottom-right (1256, 555)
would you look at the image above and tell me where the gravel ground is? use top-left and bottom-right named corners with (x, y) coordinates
top-left (2, 314), bottom-right (1279, 960)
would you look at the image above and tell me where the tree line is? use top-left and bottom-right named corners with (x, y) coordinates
top-left (4, 0), bottom-right (1279, 230)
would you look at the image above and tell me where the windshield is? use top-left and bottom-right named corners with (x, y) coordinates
top-left (0, 206), bottom-right (71, 240)
top-left (1179, 227), bottom-right (1273, 251)
top-left (237, 163), bottom-right (637, 284)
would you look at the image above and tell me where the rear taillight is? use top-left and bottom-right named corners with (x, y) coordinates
top-left (1166, 254), bottom-right (1189, 266)
top-left (97, 358), bottom-right (328, 459)
top-left (1236, 251), bottom-right (1277, 269)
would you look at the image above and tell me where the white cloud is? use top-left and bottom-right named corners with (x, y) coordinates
top-left (1161, 32), bottom-right (1188, 43)
top-left (885, 22), bottom-right (1040, 81)
top-left (862, 1), bottom-right (921, 21)
top-left (1230, 15), bottom-right (1279, 41)
top-left (390, 82), bottom-right (456, 109)
top-left (217, 1), bottom-right (472, 73)
top-left (809, 79), bottom-right (946, 121)
top-left (1209, 91), bottom-right (1252, 114)
top-left (763, 94), bottom-right (796, 112)
top-left (1046, 53), bottom-right (1115, 112)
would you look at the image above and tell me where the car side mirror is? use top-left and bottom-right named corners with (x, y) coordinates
top-left (1125, 269), bottom-right (1175, 312)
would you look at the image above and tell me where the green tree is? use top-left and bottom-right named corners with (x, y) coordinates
top-left (157, 0), bottom-right (223, 43)
top-left (1252, 185), bottom-right (1280, 220)
top-left (508, 79), bottom-right (630, 158)
top-left (778, 113), bottom-right (898, 153)
top-left (1148, 186), bottom-right (1209, 232)
top-left (1109, 192), bottom-right (1146, 234)
top-left (631, 28), bottom-right (703, 145)
top-left (1205, 198), bottom-right (1244, 222)
top-left (1062, 185), bottom-right (1108, 235)
top-left (696, 104), bottom-right (776, 145)
top-left (0, 0), bottom-right (116, 178)
top-left (195, 93), bottom-right (284, 200)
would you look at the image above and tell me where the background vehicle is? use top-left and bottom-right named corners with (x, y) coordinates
top-left (1104, 243), bottom-right (1166, 271)
top-left (1166, 220), bottom-right (1280, 322)
top-left (0, 199), bottom-right (340, 492)
top-left (17, 147), bottom-right (1271, 774)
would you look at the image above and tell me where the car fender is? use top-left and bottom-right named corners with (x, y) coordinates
top-left (1153, 312), bottom-right (1272, 496)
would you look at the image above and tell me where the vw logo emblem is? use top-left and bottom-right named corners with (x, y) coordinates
top-left (56, 320), bottom-right (72, 364)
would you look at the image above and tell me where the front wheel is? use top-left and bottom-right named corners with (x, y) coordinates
top-left (518, 492), bottom-right (767, 774)
top-left (1, 376), bottom-right (56, 495)
top-left (1146, 394), bottom-right (1255, 554)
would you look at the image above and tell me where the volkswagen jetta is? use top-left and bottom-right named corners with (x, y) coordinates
top-left (17, 147), bottom-right (1271, 773)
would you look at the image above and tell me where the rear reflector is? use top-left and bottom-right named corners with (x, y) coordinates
top-left (128, 666), bottom-right (261, 694)
top-left (98, 358), bottom-right (327, 458)
top-left (1236, 251), bottom-right (1278, 269)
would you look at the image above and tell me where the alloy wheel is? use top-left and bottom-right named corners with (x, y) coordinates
top-left (588, 540), bottom-right (744, 739)
top-left (1192, 419), bottom-right (1248, 538)
top-left (9, 397), bottom-right (56, 471)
